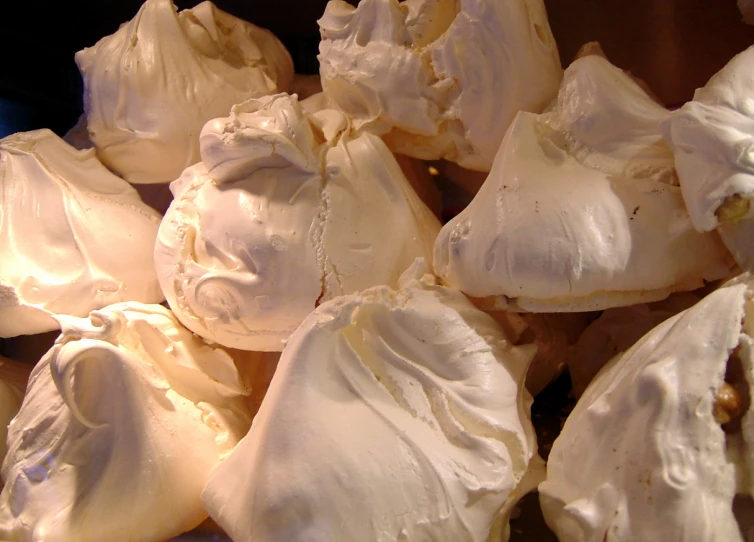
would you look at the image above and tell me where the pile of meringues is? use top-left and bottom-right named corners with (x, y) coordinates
top-left (1, 0), bottom-right (754, 540)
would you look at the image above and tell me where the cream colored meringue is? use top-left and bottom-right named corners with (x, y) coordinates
top-left (0, 302), bottom-right (253, 542)
top-left (0, 356), bottom-right (29, 467)
top-left (0, 129), bottom-right (163, 338)
top-left (202, 262), bottom-right (539, 542)
top-left (76, 0), bottom-right (293, 184)
top-left (662, 45), bottom-right (754, 269)
top-left (317, 0), bottom-right (562, 171)
top-left (539, 277), bottom-right (754, 542)
top-left (155, 93), bottom-right (440, 351)
top-left (434, 56), bottom-right (732, 312)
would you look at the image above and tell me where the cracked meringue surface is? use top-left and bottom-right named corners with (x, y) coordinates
top-left (0, 302), bottom-right (253, 542)
top-left (434, 55), bottom-right (732, 312)
top-left (155, 93), bottom-right (440, 351)
top-left (76, 0), bottom-right (293, 184)
top-left (202, 262), bottom-right (539, 542)
top-left (539, 277), bottom-right (754, 542)
top-left (317, 0), bottom-right (562, 171)
top-left (662, 45), bottom-right (754, 270)
top-left (0, 129), bottom-right (163, 338)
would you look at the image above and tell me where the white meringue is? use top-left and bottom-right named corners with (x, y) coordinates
top-left (317, 0), bottom-right (562, 171)
top-left (0, 356), bottom-right (29, 467)
top-left (0, 129), bottom-right (163, 338)
top-left (155, 94), bottom-right (440, 351)
top-left (202, 263), bottom-right (538, 542)
top-left (76, 0), bottom-right (293, 184)
top-left (434, 56), bottom-right (732, 312)
top-left (662, 45), bottom-right (754, 269)
top-left (0, 302), bottom-right (253, 542)
top-left (539, 278), bottom-right (754, 542)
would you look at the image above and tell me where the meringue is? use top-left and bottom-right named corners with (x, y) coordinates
top-left (662, 45), bottom-right (754, 269)
top-left (317, 0), bottom-right (562, 171)
top-left (434, 55), bottom-right (732, 312)
top-left (0, 129), bottom-right (163, 338)
top-left (0, 302), bottom-right (253, 542)
top-left (0, 356), bottom-right (29, 467)
top-left (539, 277), bottom-right (754, 542)
top-left (155, 93), bottom-right (440, 351)
top-left (202, 262), bottom-right (539, 542)
top-left (76, 0), bottom-right (293, 184)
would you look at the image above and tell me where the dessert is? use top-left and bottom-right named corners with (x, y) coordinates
top-left (317, 0), bottom-right (562, 171)
top-left (76, 0), bottom-right (294, 184)
top-left (539, 275), bottom-right (754, 541)
top-left (202, 261), bottom-right (539, 542)
top-left (0, 302), bottom-right (254, 541)
top-left (155, 93), bottom-right (440, 351)
top-left (0, 129), bottom-right (163, 338)
top-left (434, 54), bottom-right (733, 312)
top-left (662, 45), bottom-right (754, 270)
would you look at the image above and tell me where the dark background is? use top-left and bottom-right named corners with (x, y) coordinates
top-left (1, 0), bottom-right (753, 138)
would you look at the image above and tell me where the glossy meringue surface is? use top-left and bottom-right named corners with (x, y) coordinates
top-left (0, 302), bottom-right (253, 542)
top-left (76, 0), bottom-right (293, 184)
top-left (202, 264), bottom-right (538, 542)
top-left (434, 56), bottom-right (732, 312)
top-left (155, 94), bottom-right (440, 351)
top-left (318, 0), bottom-right (562, 171)
top-left (0, 129), bottom-right (163, 338)
top-left (539, 279), bottom-right (754, 542)
top-left (662, 45), bottom-right (754, 268)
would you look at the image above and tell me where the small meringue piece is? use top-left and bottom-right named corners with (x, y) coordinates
top-left (662, 45), bottom-right (754, 268)
top-left (434, 56), bottom-right (732, 312)
top-left (318, 0), bottom-right (562, 171)
top-left (155, 94), bottom-right (440, 351)
top-left (0, 129), bottom-right (163, 338)
top-left (76, 0), bottom-right (293, 184)
top-left (0, 302), bottom-right (253, 542)
top-left (202, 266), bottom-right (538, 542)
top-left (539, 278), bottom-right (754, 542)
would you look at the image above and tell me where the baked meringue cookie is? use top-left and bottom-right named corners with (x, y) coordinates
top-left (434, 55), bottom-right (733, 312)
top-left (539, 276), bottom-right (754, 542)
top-left (0, 302), bottom-right (253, 541)
top-left (202, 261), bottom-right (539, 542)
top-left (662, 45), bottom-right (754, 269)
top-left (317, 0), bottom-right (562, 171)
top-left (76, 0), bottom-right (293, 184)
top-left (0, 356), bottom-right (29, 467)
top-left (155, 93), bottom-right (441, 351)
top-left (0, 129), bottom-right (163, 338)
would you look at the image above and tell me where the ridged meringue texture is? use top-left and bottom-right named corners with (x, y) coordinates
top-left (76, 0), bottom-right (294, 184)
top-left (0, 302), bottom-right (253, 542)
top-left (539, 277), bottom-right (754, 542)
top-left (662, 45), bottom-right (754, 269)
top-left (202, 262), bottom-right (539, 542)
top-left (434, 55), bottom-right (733, 312)
top-left (155, 93), bottom-right (441, 351)
top-left (0, 356), bottom-right (29, 467)
top-left (317, 0), bottom-right (562, 171)
top-left (0, 129), bottom-right (163, 338)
